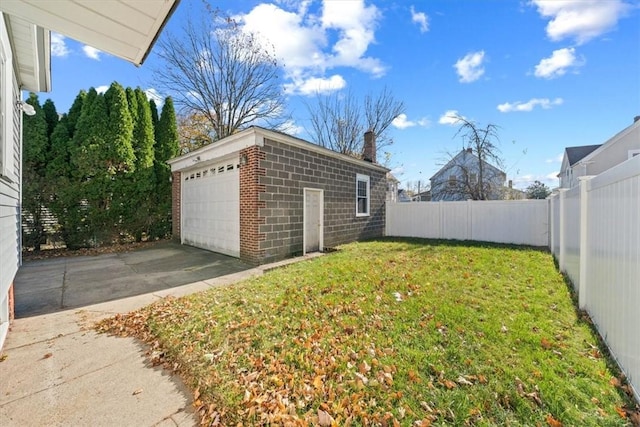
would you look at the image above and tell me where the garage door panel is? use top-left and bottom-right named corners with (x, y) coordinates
top-left (181, 164), bottom-right (239, 257)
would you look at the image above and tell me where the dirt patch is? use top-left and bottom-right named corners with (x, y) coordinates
top-left (22, 240), bottom-right (167, 261)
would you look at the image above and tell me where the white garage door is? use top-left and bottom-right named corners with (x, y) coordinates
top-left (181, 160), bottom-right (240, 257)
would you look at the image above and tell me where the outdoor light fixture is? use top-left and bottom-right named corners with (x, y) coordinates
top-left (17, 100), bottom-right (36, 116)
top-left (239, 153), bottom-right (248, 166)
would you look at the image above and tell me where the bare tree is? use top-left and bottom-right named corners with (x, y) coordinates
top-left (306, 87), bottom-right (404, 156)
top-left (307, 90), bottom-right (363, 156)
top-left (364, 87), bottom-right (405, 150)
top-left (432, 115), bottom-right (506, 201)
top-left (153, 6), bottom-right (287, 142)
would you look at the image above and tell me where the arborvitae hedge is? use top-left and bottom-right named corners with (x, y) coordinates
top-left (22, 83), bottom-right (179, 250)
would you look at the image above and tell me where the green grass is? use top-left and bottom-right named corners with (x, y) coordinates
top-left (98, 239), bottom-right (637, 426)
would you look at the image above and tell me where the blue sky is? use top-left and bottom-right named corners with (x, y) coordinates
top-left (44, 0), bottom-right (640, 190)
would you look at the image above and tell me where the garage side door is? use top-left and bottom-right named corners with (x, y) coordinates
top-left (181, 162), bottom-right (239, 257)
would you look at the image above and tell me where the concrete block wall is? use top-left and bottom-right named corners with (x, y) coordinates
top-left (257, 138), bottom-right (386, 263)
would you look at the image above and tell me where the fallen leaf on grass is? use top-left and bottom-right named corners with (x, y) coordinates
top-left (408, 370), bottom-right (420, 383)
top-left (541, 338), bottom-right (552, 350)
top-left (440, 379), bottom-right (457, 390)
top-left (456, 376), bottom-right (474, 386)
top-left (546, 414), bottom-right (562, 426)
top-left (318, 408), bottom-right (335, 426)
top-left (313, 375), bottom-right (324, 390)
top-left (614, 406), bottom-right (627, 419)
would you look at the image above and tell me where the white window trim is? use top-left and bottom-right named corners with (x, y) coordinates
top-left (355, 173), bottom-right (370, 217)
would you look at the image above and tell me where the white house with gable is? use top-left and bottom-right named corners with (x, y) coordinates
top-left (559, 117), bottom-right (640, 189)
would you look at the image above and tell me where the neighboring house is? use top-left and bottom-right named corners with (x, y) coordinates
top-left (0, 1), bottom-right (179, 349)
top-left (386, 172), bottom-right (399, 202)
top-left (411, 190), bottom-right (431, 202)
top-left (559, 117), bottom-right (640, 188)
top-left (503, 181), bottom-right (526, 200)
top-left (430, 148), bottom-right (506, 201)
top-left (558, 145), bottom-right (601, 188)
top-left (169, 127), bottom-right (388, 265)
top-left (397, 189), bottom-right (412, 202)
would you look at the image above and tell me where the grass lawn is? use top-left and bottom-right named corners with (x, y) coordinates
top-left (98, 239), bottom-right (638, 426)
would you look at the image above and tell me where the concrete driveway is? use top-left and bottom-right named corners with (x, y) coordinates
top-left (14, 241), bottom-right (251, 317)
top-left (1, 242), bottom-right (322, 426)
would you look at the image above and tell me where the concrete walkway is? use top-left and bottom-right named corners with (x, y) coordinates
top-left (0, 245), bottom-right (322, 426)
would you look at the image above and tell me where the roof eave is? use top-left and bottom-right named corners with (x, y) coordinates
top-left (34, 25), bottom-right (51, 92)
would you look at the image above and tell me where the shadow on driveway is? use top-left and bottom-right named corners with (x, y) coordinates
top-left (14, 241), bottom-right (251, 318)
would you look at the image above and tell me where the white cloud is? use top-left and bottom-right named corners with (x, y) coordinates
top-left (410, 6), bottom-right (429, 33)
top-left (51, 33), bottom-right (70, 57)
top-left (512, 172), bottom-right (559, 190)
top-left (546, 153), bottom-right (564, 163)
top-left (145, 88), bottom-right (164, 106)
top-left (531, 0), bottom-right (631, 45)
top-left (82, 45), bottom-right (101, 60)
top-left (284, 74), bottom-right (346, 96)
top-left (237, 0), bottom-right (385, 96)
top-left (390, 165), bottom-right (405, 177)
top-left (95, 85), bottom-right (109, 94)
top-left (546, 172), bottom-right (560, 181)
top-left (534, 47), bottom-right (584, 79)
top-left (454, 51), bottom-right (485, 83)
top-left (281, 119), bottom-right (305, 135)
top-left (497, 97), bottom-right (563, 113)
top-left (438, 110), bottom-right (465, 125)
top-left (392, 113), bottom-right (430, 129)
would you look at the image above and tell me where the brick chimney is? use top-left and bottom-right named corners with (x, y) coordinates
top-left (363, 130), bottom-right (376, 163)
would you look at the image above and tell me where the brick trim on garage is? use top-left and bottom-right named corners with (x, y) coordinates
top-left (171, 171), bottom-right (181, 241)
top-left (239, 146), bottom-right (267, 264)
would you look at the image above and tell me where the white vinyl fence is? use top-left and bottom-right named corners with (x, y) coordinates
top-left (386, 199), bottom-right (549, 246)
top-left (550, 155), bottom-right (640, 401)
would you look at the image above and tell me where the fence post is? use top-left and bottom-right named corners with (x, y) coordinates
top-left (578, 176), bottom-right (594, 309)
top-left (557, 189), bottom-right (568, 273)
top-left (546, 197), bottom-right (552, 249)
top-left (548, 194), bottom-right (555, 252)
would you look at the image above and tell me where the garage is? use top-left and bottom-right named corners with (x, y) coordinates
top-left (180, 156), bottom-right (240, 257)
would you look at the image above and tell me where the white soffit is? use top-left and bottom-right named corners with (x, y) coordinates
top-left (0, 0), bottom-right (179, 66)
top-left (2, 13), bottom-right (50, 92)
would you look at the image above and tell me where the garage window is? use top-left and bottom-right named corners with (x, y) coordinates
top-left (356, 174), bottom-right (370, 217)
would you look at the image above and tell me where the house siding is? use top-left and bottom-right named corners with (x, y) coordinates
top-left (0, 23), bottom-right (21, 345)
top-left (255, 138), bottom-right (386, 264)
top-left (560, 122), bottom-right (640, 188)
